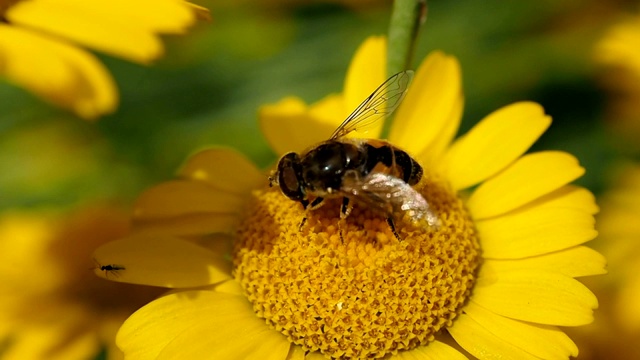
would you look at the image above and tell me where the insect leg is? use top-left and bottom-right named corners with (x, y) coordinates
top-left (386, 217), bottom-right (402, 241)
top-left (340, 197), bottom-right (353, 219)
top-left (308, 197), bottom-right (326, 210)
top-left (298, 217), bottom-right (307, 231)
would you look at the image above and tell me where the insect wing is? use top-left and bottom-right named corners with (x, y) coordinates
top-left (330, 70), bottom-right (414, 140)
top-left (342, 172), bottom-right (439, 227)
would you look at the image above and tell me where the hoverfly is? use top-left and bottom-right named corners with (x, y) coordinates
top-left (269, 70), bottom-right (439, 239)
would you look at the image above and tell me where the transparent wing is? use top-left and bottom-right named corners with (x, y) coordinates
top-left (341, 172), bottom-right (439, 227)
top-left (330, 70), bottom-right (414, 140)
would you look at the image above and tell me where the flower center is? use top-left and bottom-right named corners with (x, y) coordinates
top-left (234, 170), bottom-right (481, 359)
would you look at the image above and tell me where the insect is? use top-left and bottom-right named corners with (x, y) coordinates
top-left (93, 259), bottom-right (126, 278)
top-left (268, 70), bottom-right (439, 239)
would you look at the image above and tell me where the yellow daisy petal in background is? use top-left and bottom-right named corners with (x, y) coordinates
top-left (566, 164), bottom-right (640, 359)
top-left (93, 233), bottom-right (231, 288)
top-left (0, 0), bottom-right (207, 119)
top-left (0, 205), bottom-right (163, 359)
top-left (439, 102), bottom-right (551, 190)
top-left (6, 0), bottom-right (195, 64)
top-left (0, 25), bottom-right (117, 119)
top-left (100, 36), bottom-right (601, 360)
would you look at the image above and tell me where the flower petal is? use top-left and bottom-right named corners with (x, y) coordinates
top-left (214, 279), bottom-right (244, 296)
top-left (477, 205), bottom-right (597, 259)
top-left (134, 213), bottom-right (239, 237)
top-left (393, 340), bottom-right (468, 360)
top-left (178, 147), bottom-right (265, 195)
top-left (448, 313), bottom-right (541, 360)
top-left (343, 36), bottom-right (387, 138)
top-left (483, 246), bottom-right (606, 278)
top-left (512, 185), bottom-right (599, 215)
top-left (472, 267), bottom-right (598, 326)
top-left (7, 0), bottom-right (196, 63)
top-left (464, 301), bottom-right (578, 359)
top-left (390, 51), bottom-right (463, 159)
top-left (93, 234), bottom-right (231, 287)
top-left (439, 102), bottom-right (551, 190)
top-left (133, 180), bottom-right (245, 220)
top-left (122, 291), bottom-right (292, 360)
top-left (417, 95), bottom-right (464, 168)
top-left (259, 96), bottom-right (337, 156)
top-left (467, 151), bottom-right (585, 219)
top-left (0, 25), bottom-right (117, 119)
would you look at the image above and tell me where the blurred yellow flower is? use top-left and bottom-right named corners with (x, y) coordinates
top-left (567, 164), bottom-right (640, 360)
top-left (0, 0), bottom-right (207, 120)
top-left (594, 14), bottom-right (640, 140)
top-left (95, 36), bottom-right (604, 359)
top-left (0, 205), bottom-right (162, 360)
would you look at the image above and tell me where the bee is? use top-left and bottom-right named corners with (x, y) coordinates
top-left (269, 70), bottom-right (439, 238)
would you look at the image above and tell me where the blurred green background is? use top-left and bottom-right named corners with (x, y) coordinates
top-left (0, 0), bottom-right (636, 211)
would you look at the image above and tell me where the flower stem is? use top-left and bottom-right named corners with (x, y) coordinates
top-left (384, 0), bottom-right (427, 138)
top-left (387, 0), bottom-right (427, 76)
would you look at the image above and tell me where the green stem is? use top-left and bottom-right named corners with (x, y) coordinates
top-left (387, 0), bottom-right (426, 76)
top-left (383, 0), bottom-right (427, 138)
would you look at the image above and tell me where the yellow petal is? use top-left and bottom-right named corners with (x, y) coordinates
top-left (285, 345), bottom-right (305, 360)
top-left (134, 213), bottom-right (239, 237)
top-left (472, 267), bottom-right (598, 326)
top-left (417, 95), bottom-right (464, 168)
top-left (464, 301), bottom-right (578, 359)
top-left (484, 246), bottom-right (606, 278)
top-left (178, 147), bottom-right (265, 195)
top-left (440, 102), bottom-right (551, 190)
top-left (467, 151), bottom-right (585, 219)
top-left (214, 279), bottom-right (244, 296)
top-left (393, 340), bottom-right (468, 360)
top-left (0, 25), bottom-right (117, 119)
top-left (133, 180), bottom-right (245, 220)
top-left (512, 185), bottom-right (599, 215)
top-left (448, 313), bottom-right (541, 360)
top-left (118, 290), bottom-right (290, 360)
top-left (343, 36), bottom-right (387, 138)
top-left (390, 51), bottom-right (463, 159)
top-left (93, 234), bottom-right (231, 287)
top-left (3, 320), bottom-right (99, 360)
top-left (259, 96), bottom-right (337, 156)
top-left (477, 205), bottom-right (597, 259)
top-left (7, 0), bottom-right (196, 63)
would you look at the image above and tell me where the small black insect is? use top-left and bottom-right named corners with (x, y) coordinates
top-left (93, 259), bottom-right (125, 278)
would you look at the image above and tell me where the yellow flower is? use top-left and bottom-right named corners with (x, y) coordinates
top-left (0, 205), bottom-right (162, 360)
top-left (0, 0), bottom-right (207, 120)
top-left (566, 164), bottom-right (640, 359)
top-left (594, 14), bottom-right (640, 138)
top-left (95, 36), bottom-right (604, 359)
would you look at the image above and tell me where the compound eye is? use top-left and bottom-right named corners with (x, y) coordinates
top-left (278, 152), bottom-right (305, 201)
